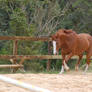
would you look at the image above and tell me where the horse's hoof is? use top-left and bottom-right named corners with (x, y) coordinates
top-left (75, 69), bottom-right (78, 71)
top-left (59, 72), bottom-right (63, 74)
top-left (75, 66), bottom-right (79, 71)
top-left (66, 69), bottom-right (70, 72)
top-left (59, 71), bottom-right (64, 74)
top-left (75, 68), bottom-right (78, 71)
top-left (66, 68), bottom-right (70, 72)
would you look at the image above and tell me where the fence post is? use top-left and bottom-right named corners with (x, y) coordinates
top-left (12, 40), bottom-right (18, 73)
top-left (13, 40), bottom-right (18, 55)
top-left (47, 41), bottom-right (52, 71)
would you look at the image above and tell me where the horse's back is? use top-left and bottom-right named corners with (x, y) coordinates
top-left (78, 33), bottom-right (92, 44)
top-left (78, 33), bottom-right (91, 37)
top-left (76, 33), bottom-right (92, 53)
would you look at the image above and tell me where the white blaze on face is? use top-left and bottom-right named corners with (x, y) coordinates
top-left (53, 41), bottom-right (56, 54)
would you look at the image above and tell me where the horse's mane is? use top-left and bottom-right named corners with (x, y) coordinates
top-left (63, 29), bottom-right (76, 34)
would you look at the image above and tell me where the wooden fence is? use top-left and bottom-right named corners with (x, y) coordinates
top-left (0, 36), bottom-right (52, 72)
top-left (0, 36), bottom-right (87, 72)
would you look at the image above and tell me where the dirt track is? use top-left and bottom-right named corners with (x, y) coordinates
top-left (0, 72), bottom-right (92, 92)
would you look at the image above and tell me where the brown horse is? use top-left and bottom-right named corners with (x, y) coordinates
top-left (52, 29), bottom-right (92, 74)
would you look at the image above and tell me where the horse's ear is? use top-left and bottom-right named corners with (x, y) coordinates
top-left (51, 35), bottom-right (55, 40)
top-left (51, 34), bottom-right (58, 40)
top-left (63, 29), bottom-right (73, 34)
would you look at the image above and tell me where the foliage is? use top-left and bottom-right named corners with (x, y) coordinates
top-left (0, 0), bottom-right (91, 72)
top-left (24, 60), bottom-right (44, 72)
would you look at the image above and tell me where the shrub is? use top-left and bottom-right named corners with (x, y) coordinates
top-left (24, 60), bottom-right (44, 72)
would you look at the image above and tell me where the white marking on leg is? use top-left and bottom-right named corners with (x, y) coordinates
top-left (59, 65), bottom-right (64, 74)
top-left (53, 41), bottom-right (56, 55)
top-left (84, 64), bottom-right (89, 73)
top-left (64, 60), bottom-right (69, 71)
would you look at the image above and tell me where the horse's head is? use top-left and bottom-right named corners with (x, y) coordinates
top-left (51, 29), bottom-right (76, 55)
top-left (51, 29), bottom-right (66, 55)
top-left (51, 30), bottom-right (63, 55)
top-left (51, 34), bottom-right (59, 55)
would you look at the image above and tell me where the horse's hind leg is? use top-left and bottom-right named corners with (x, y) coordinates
top-left (84, 56), bottom-right (90, 72)
top-left (75, 54), bottom-right (83, 71)
top-left (84, 51), bottom-right (92, 72)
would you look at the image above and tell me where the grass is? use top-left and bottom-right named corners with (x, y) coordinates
top-left (0, 64), bottom-right (92, 74)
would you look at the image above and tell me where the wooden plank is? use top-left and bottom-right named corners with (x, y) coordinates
top-left (12, 40), bottom-right (18, 72)
top-left (0, 36), bottom-right (51, 41)
top-left (0, 55), bottom-right (87, 60)
top-left (47, 41), bottom-right (52, 70)
top-left (0, 65), bottom-right (23, 68)
top-left (13, 40), bottom-right (18, 55)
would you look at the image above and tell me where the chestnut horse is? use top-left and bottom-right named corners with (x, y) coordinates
top-left (52, 29), bottom-right (92, 74)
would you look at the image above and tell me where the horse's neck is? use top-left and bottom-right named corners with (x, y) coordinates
top-left (61, 42), bottom-right (70, 50)
top-left (61, 43), bottom-right (71, 55)
top-left (61, 35), bottom-right (78, 52)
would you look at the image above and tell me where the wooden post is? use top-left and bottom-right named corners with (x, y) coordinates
top-left (12, 40), bottom-right (18, 73)
top-left (13, 57), bottom-right (25, 72)
top-left (47, 41), bottom-right (52, 71)
top-left (13, 40), bottom-right (18, 64)
top-left (13, 40), bottom-right (18, 55)
top-left (12, 40), bottom-right (26, 73)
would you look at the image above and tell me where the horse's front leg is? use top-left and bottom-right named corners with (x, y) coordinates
top-left (64, 53), bottom-right (73, 71)
top-left (75, 54), bottom-right (83, 71)
top-left (59, 54), bottom-right (65, 74)
top-left (84, 54), bottom-right (91, 73)
top-left (59, 53), bottom-right (73, 74)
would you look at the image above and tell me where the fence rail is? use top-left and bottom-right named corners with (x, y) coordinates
top-left (0, 65), bottom-right (23, 68)
top-left (0, 36), bottom-right (52, 72)
top-left (0, 55), bottom-right (87, 60)
top-left (0, 36), bottom-right (51, 41)
top-left (0, 36), bottom-right (89, 72)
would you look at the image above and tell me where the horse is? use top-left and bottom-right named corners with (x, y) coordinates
top-left (51, 29), bottom-right (92, 74)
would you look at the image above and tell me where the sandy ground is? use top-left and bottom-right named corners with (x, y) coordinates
top-left (0, 72), bottom-right (92, 92)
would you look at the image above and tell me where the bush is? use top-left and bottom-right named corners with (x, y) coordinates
top-left (24, 60), bottom-right (44, 72)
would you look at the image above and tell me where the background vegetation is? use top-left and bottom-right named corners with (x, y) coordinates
top-left (0, 0), bottom-right (91, 73)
